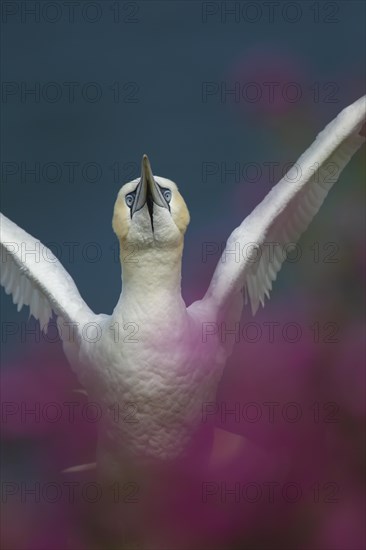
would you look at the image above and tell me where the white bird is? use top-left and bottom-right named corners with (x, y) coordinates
top-left (1, 96), bottom-right (365, 472)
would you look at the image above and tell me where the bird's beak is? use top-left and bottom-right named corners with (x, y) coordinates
top-left (131, 154), bottom-right (169, 217)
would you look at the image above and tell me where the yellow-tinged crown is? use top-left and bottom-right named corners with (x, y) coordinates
top-left (113, 175), bottom-right (190, 249)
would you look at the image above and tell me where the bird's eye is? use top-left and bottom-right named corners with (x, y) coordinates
top-left (125, 193), bottom-right (135, 207)
top-left (162, 189), bottom-right (172, 202)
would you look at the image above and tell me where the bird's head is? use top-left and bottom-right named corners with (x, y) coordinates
top-left (112, 155), bottom-right (190, 253)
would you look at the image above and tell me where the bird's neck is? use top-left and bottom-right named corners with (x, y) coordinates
top-left (115, 241), bottom-right (185, 314)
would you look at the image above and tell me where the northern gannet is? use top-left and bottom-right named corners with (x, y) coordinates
top-left (1, 96), bottom-right (365, 470)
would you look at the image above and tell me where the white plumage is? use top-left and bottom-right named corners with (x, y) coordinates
top-left (1, 96), bottom-right (365, 468)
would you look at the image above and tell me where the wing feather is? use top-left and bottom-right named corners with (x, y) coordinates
top-left (1, 213), bottom-right (95, 339)
top-left (201, 95), bottom-right (365, 316)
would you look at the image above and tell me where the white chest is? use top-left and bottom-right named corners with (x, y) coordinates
top-left (70, 308), bottom-right (226, 460)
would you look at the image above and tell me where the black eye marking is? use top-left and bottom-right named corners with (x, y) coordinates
top-left (160, 187), bottom-right (172, 203)
top-left (125, 191), bottom-right (136, 217)
top-left (156, 185), bottom-right (172, 211)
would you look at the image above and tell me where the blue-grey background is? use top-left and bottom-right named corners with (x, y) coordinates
top-left (1, 2), bottom-right (365, 549)
top-left (1, 1), bottom-right (365, 352)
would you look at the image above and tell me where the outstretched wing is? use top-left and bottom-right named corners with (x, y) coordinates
top-left (200, 95), bottom-right (365, 317)
top-left (1, 213), bottom-right (95, 339)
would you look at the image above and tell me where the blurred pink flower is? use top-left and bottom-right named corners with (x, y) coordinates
top-left (228, 45), bottom-right (308, 118)
top-left (1, 290), bottom-right (364, 549)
